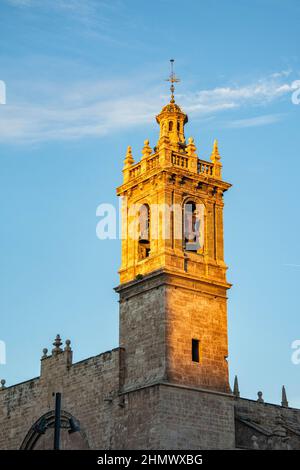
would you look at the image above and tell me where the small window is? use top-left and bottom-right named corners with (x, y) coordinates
top-left (192, 339), bottom-right (200, 363)
top-left (169, 121), bottom-right (173, 131)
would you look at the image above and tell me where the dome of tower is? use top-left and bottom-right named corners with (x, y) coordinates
top-left (156, 101), bottom-right (188, 124)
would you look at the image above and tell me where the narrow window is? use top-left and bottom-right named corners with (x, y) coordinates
top-left (169, 121), bottom-right (173, 131)
top-left (138, 204), bottom-right (150, 260)
top-left (192, 339), bottom-right (200, 363)
top-left (184, 201), bottom-right (200, 251)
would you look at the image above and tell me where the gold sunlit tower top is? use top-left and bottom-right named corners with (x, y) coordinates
top-left (116, 61), bottom-right (232, 393)
top-left (118, 60), bottom-right (229, 283)
top-left (157, 59), bottom-right (187, 152)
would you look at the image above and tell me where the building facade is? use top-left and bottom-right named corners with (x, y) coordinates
top-left (1, 86), bottom-right (300, 450)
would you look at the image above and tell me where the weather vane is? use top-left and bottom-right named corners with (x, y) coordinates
top-left (165, 59), bottom-right (180, 103)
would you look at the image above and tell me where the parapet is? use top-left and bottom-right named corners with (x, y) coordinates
top-left (0, 334), bottom-right (121, 393)
top-left (232, 375), bottom-right (300, 450)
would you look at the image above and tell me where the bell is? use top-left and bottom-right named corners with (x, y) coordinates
top-left (139, 237), bottom-right (149, 244)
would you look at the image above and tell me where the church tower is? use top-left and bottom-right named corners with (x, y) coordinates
top-left (116, 62), bottom-right (232, 394)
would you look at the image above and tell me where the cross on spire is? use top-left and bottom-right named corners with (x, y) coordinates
top-left (165, 59), bottom-right (180, 103)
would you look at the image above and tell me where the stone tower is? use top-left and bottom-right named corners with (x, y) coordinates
top-left (116, 72), bottom-right (232, 395)
top-left (2, 69), bottom-right (300, 451)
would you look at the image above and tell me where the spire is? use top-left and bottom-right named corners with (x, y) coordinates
top-left (141, 139), bottom-right (152, 159)
top-left (186, 137), bottom-right (197, 157)
top-left (210, 139), bottom-right (222, 179)
top-left (123, 145), bottom-right (134, 168)
top-left (210, 139), bottom-right (221, 163)
top-left (233, 375), bottom-right (240, 397)
top-left (123, 146), bottom-right (135, 183)
top-left (165, 59), bottom-right (180, 103)
top-left (281, 385), bottom-right (288, 408)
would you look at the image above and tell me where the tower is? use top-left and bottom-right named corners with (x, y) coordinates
top-left (116, 64), bottom-right (232, 394)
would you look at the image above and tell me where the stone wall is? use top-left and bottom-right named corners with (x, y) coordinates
top-left (235, 397), bottom-right (300, 450)
top-left (113, 385), bottom-right (161, 449)
top-left (117, 273), bottom-right (167, 392)
top-left (157, 384), bottom-right (235, 449)
top-left (1, 335), bottom-right (300, 450)
top-left (0, 333), bottom-right (236, 451)
top-left (165, 278), bottom-right (230, 393)
top-left (117, 271), bottom-right (230, 394)
top-left (0, 339), bottom-right (121, 450)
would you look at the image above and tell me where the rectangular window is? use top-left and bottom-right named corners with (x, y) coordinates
top-left (192, 339), bottom-right (200, 363)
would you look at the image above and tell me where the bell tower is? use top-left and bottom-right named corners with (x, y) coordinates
top-left (116, 62), bottom-right (232, 394)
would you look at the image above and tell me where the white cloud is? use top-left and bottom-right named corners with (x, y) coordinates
top-left (0, 72), bottom-right (295, 144)
top-left (226, 114), bottom-right (283, 128)
top-left (181, 78), bottom-right (294, 114)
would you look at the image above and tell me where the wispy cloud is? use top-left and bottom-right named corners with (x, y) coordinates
top-left (4, 0), bottom-right (138, 50)
top-left (226, 114), bottom-right (283, 128)
top-left (6, 0), bottom-right (33, 5)
top-left (181, 73), bottom-right (294, 114)
top-left (5, 0), bottom-right (102, 9)
top-left (5, 0), bottom-right (123, 21)
top-left (0, 72), bottom-right (296, 144)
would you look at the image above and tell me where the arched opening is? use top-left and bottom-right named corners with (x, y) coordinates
top-left (183, 201), bottom-right (204, 252)
top-left (20, 410), bottom-right (89, 450)
top-left (177, 121), bottom-right (180, 132)
top-left (138, 204), bottom-right (150, 260)
top-left (168, 121), bottom-right (173, 131)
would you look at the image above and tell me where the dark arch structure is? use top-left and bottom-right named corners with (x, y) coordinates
top-left (20, 410), bottom-right (89, 450)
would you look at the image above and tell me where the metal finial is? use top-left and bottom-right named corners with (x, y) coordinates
top-left (165, 59), bottom-right (180, 103)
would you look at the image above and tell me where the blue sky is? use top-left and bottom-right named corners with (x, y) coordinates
top-left (0, 0), bottom-right (300, 407)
